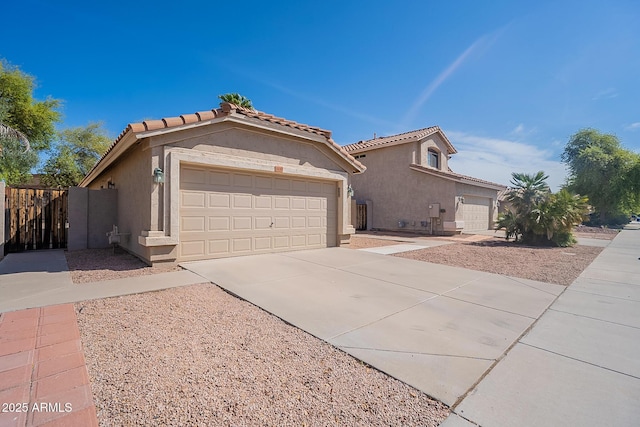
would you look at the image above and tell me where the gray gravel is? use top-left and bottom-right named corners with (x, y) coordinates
top-left (76, 284), bottom-right (449, 426)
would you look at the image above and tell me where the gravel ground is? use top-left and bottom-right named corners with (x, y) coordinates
top-left (394, 238), bottom-right (603, 285)
top-left (574, 225), bottom-right (620, 240)
top-left (76, 285), bottom-right (449, 426)
top-left (65, 248), bottom-right (181, 284)
top-left (346, 236), bottom-right (407, 249)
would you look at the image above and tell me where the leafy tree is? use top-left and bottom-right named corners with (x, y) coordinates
top-left (0, 60), bottom-right (61, 184)
top-left (0, 134), bottom-right (38, 184)
top-left (0, 61), bottom-right (61, 151)
top-left (218, 93), bottom-right (254, 110)
top-left (496, 171), bottom-right (590, 246)
top-left (562, 128), bottom-right (640, 223)
top-left (40, 122), bottom-right (112, 187)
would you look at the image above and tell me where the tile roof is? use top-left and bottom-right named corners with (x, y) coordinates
top-left (342, 126), bottom-right (457, 154)
top-left (409, 163), bottom-right (507, 190)
top-left (84, 103), bottom-right (364, 182)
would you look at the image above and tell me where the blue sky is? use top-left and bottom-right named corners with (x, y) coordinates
top-left (2, 0), bottom-right (639, 190)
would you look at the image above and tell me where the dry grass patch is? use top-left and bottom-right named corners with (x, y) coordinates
top-left (394, 238), bottom-right (603, 285)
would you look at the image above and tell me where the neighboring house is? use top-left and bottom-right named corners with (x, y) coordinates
top-left (343, 127), bottom-right (506, 235)
top-left (79, 103), bottom-right (364, 264)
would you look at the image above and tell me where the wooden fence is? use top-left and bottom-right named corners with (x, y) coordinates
top-left (3, 187), bottom-right (68, 254)
top-left (355, 203), bottom-right (367, 231)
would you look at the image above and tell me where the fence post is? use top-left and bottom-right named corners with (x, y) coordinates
top-left (0, 181), bottom-right (5, 260)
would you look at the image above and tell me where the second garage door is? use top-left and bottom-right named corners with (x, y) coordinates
top-left (179, 166), bottom-right (337, 261)
top-left (462, 196), bottom-right (491, 232)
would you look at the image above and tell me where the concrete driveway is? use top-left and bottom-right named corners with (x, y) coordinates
top-left (181, 247), bottom-right (563, 406)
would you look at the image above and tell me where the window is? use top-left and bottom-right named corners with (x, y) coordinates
top-left (428, 149), bottom-right (439, 169)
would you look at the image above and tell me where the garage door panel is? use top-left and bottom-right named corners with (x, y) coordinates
top-left (209, 193), bottom-right (230, 208)
top-left (180, 166), bottom-right (337, 261)
top-left (308, 182), bottom-right (322, 193)
top-left (181, 216), bottom-right (205, 232)
top-left (292, 217), bottom-right (306, 228)
top-left (181, 240), bottom-right (205, 257)
top-left (291, 235), bottom-right (306, 247)
top-left (209, 171), bottom-right (230, 186)
top-left (308, 216), bottom-right (322, 228)
top-left (254, 195), bottom-right (271, 209)
top-left (274, 197), bottom-right (290, 209)
top-left (255, 176), bottom-right (273, 189)
top-left (233, 194), bottom-right (252, 208)
top-left (208, 240), bottom-right (229, 254)
top-left (255, 237), bottom-right (272, 250)
top-left (233, 238), bottom-right (252, 252)
top-left (233, 173), bottom-right (253, 187)
top-left (274, 217), bottom-right (289, 228)
top-left (292, 180), bottom-right (306, 192)
top-left (255, 217), bottom-right (272, 229)
top-left (209, 217), bottom-right (230, 231)
top-left (233, 217), bottom-right (252, 230)
top-left (182, 168), bottom-right (207, 185)
top-left (307, 198), bottom-right (322, 210)
top-left (181, 192), bottom-right (206, 208)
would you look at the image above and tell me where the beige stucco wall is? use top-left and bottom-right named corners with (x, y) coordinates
top-left (418, 135), bottom-right (450, 171)
top-left (351, 143), bottom-right (457, 234)
top-left (151, 123), bottom-right (351, 174)
top-left (87, 143), bottom-right (151, 261)
top-left (351, 138), bottom-right (501, 234)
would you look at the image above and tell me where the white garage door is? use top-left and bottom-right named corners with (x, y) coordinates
top-left (462, 196), bottom-right (491, 232)
top-left (179, 166), bottom-right (337, 261)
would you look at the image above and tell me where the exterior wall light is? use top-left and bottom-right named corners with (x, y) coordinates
top-left (347, 185), bottom-right (355, 198)
top-left (153, 168), bottom-right (165, 183)
top-left (459, 196), bottom-right (465, 204)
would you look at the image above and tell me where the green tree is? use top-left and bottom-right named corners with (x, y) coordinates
top-left (562, 128), bottom-right (640, 223)
top-left (0, 134), bottom-right (38, 184)
top-left (40, 122), bottom-right (112, 187)
top-left (496, 172), bottom-right (590, 246)
top-left (218, 93), bottom-right (254, 110)
top-left (0, 61), bottom-right (61, 151)
top-left (0, 60), bottom-right (62, 184)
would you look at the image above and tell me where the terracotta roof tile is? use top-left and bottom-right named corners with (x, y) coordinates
top-left (343, 126), bottom-right (457, 154)
top-left (195, 110), bottom-right (216, 121)
top-left (181, 114), bottom-right (199, 124)
top-left (143, 120), bottom-right (165, 131)
top-left (128, 123), bottom-right (146, 133)
top-left (163, 117), bottom-right (184, 127)
top-left (81, 103), bottom-right (364, 185)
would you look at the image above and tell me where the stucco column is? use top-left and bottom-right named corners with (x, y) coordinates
top-left (0, 181), bottom-right (5, 260)
top-left (150, 146), bottom-right (164, 232)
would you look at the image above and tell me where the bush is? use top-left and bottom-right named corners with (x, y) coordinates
top-left (496, 172), bottom-right (590, 247)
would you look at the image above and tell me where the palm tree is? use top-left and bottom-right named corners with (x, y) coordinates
top-left (496, 171), bottom-right (590, 246)
top-left (218, 93), bottom-right (254, 110)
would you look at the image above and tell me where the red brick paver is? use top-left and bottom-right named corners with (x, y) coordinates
top-left (0, 305), bottom-right (97, 427)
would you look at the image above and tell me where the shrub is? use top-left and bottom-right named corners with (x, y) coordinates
top-left (496, 172), bottom-right (590, 247)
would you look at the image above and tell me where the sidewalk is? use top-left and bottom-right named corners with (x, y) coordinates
top-left (0, 250), bottom-right (205, 313)
top-left (0, 304), bottom-right (97, 427)
top-left (443, 228), bottom-right (640, 426)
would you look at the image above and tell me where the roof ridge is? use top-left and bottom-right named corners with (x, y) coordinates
top-left (81, 103), bottom-right (365, 185)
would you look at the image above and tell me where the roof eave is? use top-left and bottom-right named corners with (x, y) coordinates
top-left (409, 164), bottom-right (505, 190)
top-left (79, 129), bottom-right (138, 187)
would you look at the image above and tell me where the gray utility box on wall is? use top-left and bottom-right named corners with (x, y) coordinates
top-left (428, 203), bottom-right (441, 218)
